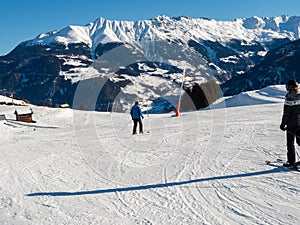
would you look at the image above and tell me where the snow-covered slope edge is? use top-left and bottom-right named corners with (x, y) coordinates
top-left (211, 85), bottom-right (286, 109)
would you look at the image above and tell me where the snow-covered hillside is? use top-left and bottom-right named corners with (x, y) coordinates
top-left (212, 85), bottom-right (286, 108)
top-left (1, 86), bottom-right (300, 224)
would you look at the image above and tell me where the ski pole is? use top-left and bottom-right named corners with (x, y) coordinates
top-left (120, 119), bottom-right (131, 132)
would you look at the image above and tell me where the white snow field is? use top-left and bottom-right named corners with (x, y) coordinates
top-left (1, 85), bottom-right (300, 225)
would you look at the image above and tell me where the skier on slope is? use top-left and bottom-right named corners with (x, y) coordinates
top-left (130, 101), bottom-right (144, 135)
top-left (280, 79), bottom-right (300, 167)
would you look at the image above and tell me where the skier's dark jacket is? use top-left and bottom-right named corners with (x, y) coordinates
top-left (130, 104), bottom-right (143, 120)
top-left (281, 90), bottom-right (300, 128)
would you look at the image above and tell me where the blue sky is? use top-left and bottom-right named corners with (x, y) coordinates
top-left (0, 0), bottom-right (299, 55)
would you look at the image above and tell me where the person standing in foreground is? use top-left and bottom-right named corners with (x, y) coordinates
top-left (130, 101), bottom-right (144, 135)
top-left (280, 80), bottom-right (300, 167)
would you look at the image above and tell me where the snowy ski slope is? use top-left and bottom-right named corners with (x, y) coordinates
top-left (1, 85), bottom-right (300, 224)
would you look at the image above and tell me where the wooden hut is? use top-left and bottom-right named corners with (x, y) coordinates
top-left (14, 109), bottom-right (36, 123)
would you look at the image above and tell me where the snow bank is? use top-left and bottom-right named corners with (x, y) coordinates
top-left (210, 85), bottom-right (286, 109)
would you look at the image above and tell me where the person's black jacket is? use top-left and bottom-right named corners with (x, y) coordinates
top-left (281, 90), bottom-right (300, 128)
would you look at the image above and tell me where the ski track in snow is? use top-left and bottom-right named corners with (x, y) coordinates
top-left (1, 86), bottom-right (300, 224)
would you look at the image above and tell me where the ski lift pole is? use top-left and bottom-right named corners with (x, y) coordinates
top-left (176, 67), bottom-right (185, 117)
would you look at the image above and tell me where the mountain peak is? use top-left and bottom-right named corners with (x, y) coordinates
top-left (151, 15), bottom-right (172, 21)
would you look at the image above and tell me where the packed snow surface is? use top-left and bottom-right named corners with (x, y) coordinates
top-left (1, 85), bottom-right (300, 224)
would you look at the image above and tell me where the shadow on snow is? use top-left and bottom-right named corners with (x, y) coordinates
top-left (26, 167), bottom-right (291, 197)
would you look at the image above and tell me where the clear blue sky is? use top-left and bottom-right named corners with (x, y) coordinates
top-left (0, 0), bottom-right (299, 55)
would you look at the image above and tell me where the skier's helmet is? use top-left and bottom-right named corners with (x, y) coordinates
top-left (286, 79), bottom-right (298, 91)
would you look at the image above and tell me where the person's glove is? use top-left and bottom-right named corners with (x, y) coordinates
top-left (280, 124), bottom-right (286, 131)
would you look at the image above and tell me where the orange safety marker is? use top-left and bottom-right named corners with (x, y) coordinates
top-left (175, 67), bottom-right (185, 117)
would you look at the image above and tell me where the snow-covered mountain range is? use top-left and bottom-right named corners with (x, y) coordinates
top-left (0, 15), bottom-right (300, 112)
top-left (26, 15), bottom-right (300, 54)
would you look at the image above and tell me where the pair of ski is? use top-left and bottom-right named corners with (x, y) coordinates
top-left (265, 159), bottom-right (300, 171)
top-left (132, 131), bottom-right (150, 135)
